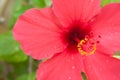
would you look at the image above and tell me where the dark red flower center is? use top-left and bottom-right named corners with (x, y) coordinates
top-left (63, 23), bottom-right (99, 55)
top-left (66, 26), bottom-right (89, 46)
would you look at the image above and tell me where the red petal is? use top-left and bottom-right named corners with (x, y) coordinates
top-left (92, 3), bottom-right (120, 55)
top-left (84, 52), bottom-right (120, 80)
top-left (52, 0), bottom-right (101, 26)
top-left (13, 8), bottom-right (66, 60)
top-left (37, 51), bottom-right (83, 80)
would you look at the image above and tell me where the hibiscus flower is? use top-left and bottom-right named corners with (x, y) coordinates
top-left (13, 0), bottom-right (120, 80)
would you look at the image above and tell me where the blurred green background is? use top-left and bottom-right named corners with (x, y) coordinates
top-left (0, 0), bottom-right (120, 80)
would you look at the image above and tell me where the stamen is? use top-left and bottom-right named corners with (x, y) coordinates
top-left (77, 38), bottom-right (96, 56)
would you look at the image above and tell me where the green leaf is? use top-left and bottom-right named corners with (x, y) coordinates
top-left (7, 60), bottom-right (29, 79)
top-left (31, 0), bottom-right (46, 8)
top-left (101, 0), bottom-right (120, 6)
top-left (16, 72), bottom-right (36, 80)
top-left (0, 32), bottom-right (19, 56)
top-left (44, 0), bottom-right (52, 7)
top-left (0, 50), bottom-right (28, 63)
top-left (81, 72), bottom-right (87, 80)
top-left (0, 31), bottom-right (28, 62)
top-left (9, 0), bottom-right (32, 29)
top-left (13, 0), bottom-right (23, 11)
top-left (31, 0), bottom-right (52, 8)
top-left (113, 51), bottom-right (120, 59)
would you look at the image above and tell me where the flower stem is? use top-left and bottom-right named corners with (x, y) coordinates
top-left (28, 57), bottom-right (33, 80)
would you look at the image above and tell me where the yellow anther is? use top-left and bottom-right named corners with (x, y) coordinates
top-left (77, 38), bottom-right (96, 56)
